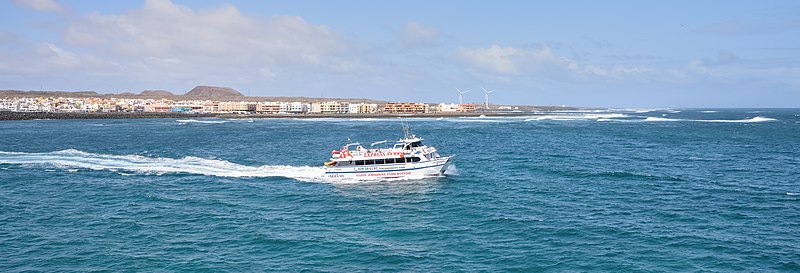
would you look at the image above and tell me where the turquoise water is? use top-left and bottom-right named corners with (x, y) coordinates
top-left (1, 109), bottom-right (799, 271)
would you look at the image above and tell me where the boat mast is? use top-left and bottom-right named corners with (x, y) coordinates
top-left (401, 119), bottom-right (411, 139)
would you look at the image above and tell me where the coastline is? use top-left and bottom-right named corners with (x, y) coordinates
top-left (0, 110), bottom-right (567, 121)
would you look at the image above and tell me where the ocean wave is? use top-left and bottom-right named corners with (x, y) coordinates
top-left (697, 117), bottom-right (776, 123)
top-left (0, 149), bottom-right (325, 182)
top-left (445, 119), bottom-right (515, 123)
top-left (525, 113), bottom-right (629, 121)
top-left (641, 116), bottom-right (776, 123)
top-left (176, 119), bottom-right (227, 124)
top-left (644, 117), bottom-right (680, 122)
top-left (699, 110), bottom-right (719, 113)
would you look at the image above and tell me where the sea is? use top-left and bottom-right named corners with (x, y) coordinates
top-left (1, 108), bottom-right (799, 271)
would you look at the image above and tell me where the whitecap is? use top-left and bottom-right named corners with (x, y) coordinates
top-left (175, 119), bottom-right (227, 124)
top-left (699, 110), bottom-right (719, 113)
top-left (525, 113), bottom-right (629, 121)
top-left (696, 117), bottom-right (776, 123)
top-left (643, 116), bottom-right (776, 123)
top-left (445, 119), bottom-right (513, 123)
top-left (787, 192), bottom-right (799, 196)
top-left (644, 117), bottom-right (681, 122)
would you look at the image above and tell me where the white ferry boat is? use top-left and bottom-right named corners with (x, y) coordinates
top-left (323, 125), bottom-right (453, 180)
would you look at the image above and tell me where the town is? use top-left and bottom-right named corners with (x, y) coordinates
top-left (0, 96), bottom-right (505, 114)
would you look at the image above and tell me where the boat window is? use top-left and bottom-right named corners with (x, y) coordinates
top-left (385, 158), bottom-right (395, 164)
top-left (411, 157), bottom-right (421, 162)
top-left (365, 159), bottom-right (375, 165)
top-left (374, 159), bottom-right (384, 164)
top-left (410, 141), bottom-right (424, 148)
top-left (355, 160), bottom-right (365, 165)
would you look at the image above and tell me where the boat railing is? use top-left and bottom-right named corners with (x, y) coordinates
top-left (370, 140), bottom-right (388, 148)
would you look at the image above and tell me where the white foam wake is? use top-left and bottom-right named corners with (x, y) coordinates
top-left (0, 149), bottom-right (325, 181)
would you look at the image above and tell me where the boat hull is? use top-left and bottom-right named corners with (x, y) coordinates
top-left (324, 156), bottom-right (452, 181)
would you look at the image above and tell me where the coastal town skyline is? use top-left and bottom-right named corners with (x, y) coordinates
top-left (2, 0), bottom-right (799, 107)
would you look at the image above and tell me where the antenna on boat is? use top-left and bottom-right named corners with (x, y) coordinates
top-left (400, 119), bottom-right (411, 139)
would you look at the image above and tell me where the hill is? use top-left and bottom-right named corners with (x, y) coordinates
top-left (139, 90), bottom-right (175, 97)
top-left (184, 86), bottom-right (243, 98)
top-left (0, 89), bottom-right (387, 104)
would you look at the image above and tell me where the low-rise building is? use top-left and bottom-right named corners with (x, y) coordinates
top-left (437, 103), bottom-right (460, 112)
top-left (348, 103), bottom-right (379, 114)
top-left (458, 104), bottom-right (476, 112)
top-left (280, 102), bottom-right (308, 114)
top-left (383, 102), bottom-right (429, 114)
top-left (256, 102), bottom-right (280, 114)
top-left (314, 101), bottom-right (349, 114)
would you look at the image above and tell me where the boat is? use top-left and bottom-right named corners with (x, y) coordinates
top-left (323, 123), bottom-right (454, 180)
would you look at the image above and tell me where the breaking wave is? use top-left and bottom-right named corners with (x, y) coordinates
top-left (644, 117), bottom-right (680, 122)
top-left (0, 149), bottom-right (325, 182)
top-left (642, 116), bottom-right (776, 123)
top-left (176, 119), bottom-right (227, 124)
top-left (526, 113), bottom-right (628, 121)
top-left (698, 117), bottom-right (776, 123)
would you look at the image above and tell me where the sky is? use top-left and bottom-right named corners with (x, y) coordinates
top-left (1, 0), bottom-right (798, 107)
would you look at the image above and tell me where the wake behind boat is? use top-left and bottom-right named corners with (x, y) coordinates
top-left (323, 124), bottom-right (453, 180)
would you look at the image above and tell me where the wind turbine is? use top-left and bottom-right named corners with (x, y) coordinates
top-left (482, 87), bottom-right (495, 109)
top-left (454, 87), bottom-right (469, 105)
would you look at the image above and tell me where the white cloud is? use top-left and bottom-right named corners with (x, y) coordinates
top-left (63, 0), bottom-right (358, 72)
top-left (12, 0), bottom-right (64, 12)
top-left (457, 44), bottom-right (654, 80)
top-left (0, 41), bottom-right (111, 74)
top-left (403, 21), bottom-right (442, 48)
top-left (456, 44), bottom-right (579, 75)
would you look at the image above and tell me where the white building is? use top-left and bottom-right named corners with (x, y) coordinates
top-left (438, 103), bottom-right (460, 112)
top-left (313, 101), bottom-right (349, 114)
top-left (0, 99), bottom-right (14, 111)
top-left (279, 102), bottom-right (308, 114)
top-left (348, 103), bottom-right (379, 114)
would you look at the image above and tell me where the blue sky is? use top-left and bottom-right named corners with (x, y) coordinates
top-left (1, 0), bottom-right (798, 107)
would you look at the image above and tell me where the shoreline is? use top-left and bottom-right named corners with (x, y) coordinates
top-left (0, 111), bottom-right (561, 121)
